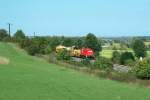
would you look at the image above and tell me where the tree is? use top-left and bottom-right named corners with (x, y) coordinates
top-left (111, 51), bottom-right (121, 64)
top-left (133, 59), bottom-right (150, 79)
top-left (74, 38), bottom-right (84, 48)
top-left (33, 37), bottom-right (49, 54)
top-left (84, 33), bottom-right (102, 55)
top-left (50, 36), bottom-right (61, 51)
top-left (62, 38), bottom-right (74, 47)
top-left (120, 52), bottom-right (135, 65)
top-left (132, 39), bottom-right (147, 58)
top-left (13, 30), bottom-right (25, 42)
top-left (0, 29), bottom-right (9, 41)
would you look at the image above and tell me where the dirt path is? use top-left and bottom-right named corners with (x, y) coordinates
top-left (0, 56), bottom-right (9, 65)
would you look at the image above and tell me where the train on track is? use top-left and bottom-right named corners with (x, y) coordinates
top-left (56, 45), bottom-right (95, 60)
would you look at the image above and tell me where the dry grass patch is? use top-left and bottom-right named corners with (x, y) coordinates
top-left (0, 56), bottom-right (9, 65)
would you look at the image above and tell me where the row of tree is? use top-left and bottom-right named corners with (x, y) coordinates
top-left (0, 29), bottom-right (25, 42)
top-left (0, 28), bottom-right (147, 59)
top-left (0, 29), bottom-right (102, 56)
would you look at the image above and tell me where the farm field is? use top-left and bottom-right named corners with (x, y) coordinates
top-left (100, 49), bottom-right (133, 58)
top-left (101, 49), bottom-right (150, 58)
top-left (101, 42), bottom-right (150, 58)
top-left (1, 42), bottom-right (150, 100)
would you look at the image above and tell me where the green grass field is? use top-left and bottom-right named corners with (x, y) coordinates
top-left (101, 49), bottom-right (150, 58)
top-left (101, 42), bottom-right (150, 58)
top-left (1, 42), bottom-right (150, 100)
top-left (101, 49), bottom-right (133, 58)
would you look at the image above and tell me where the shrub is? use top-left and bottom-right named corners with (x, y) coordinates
top-left (56, 49), bottom-right (71, 60)
top-left (108, 72), bottom-right (136, 82)
top-left (25, 43), bottom-right (39, 56)
top-left (19, 37), bottom-right (50, 55)
top-left (81, 58), bottom-right (91, 66)
top-left (111, 51), bottom-right (121, 64)
top-left (3, 36), bottom-right (12, 42)
top-left (133, 59), bottom-right (150, 79)
top-left (44, 46), bottom-right (52, 54)
top-left (19, 38), bottom-right (32, 49)
top-left (120, 52), bottom-right (135, 65)
top-left (94, 57), bottom-right (112, 71)
top-left (0, 29), bottom-right (9, 41)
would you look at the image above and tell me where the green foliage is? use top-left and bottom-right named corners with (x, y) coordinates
top-left (111, 51), bottom-right (121, 64)
top-left (19, 38), bottom-right (38, 55)
top-left (109, 72), bottom-right (136, 82)
top-left (84, 33), bottom-right (102, 54)
top-left (25, 41), bottom-right (39, 56)
top-left (56, 49), bottom-right (71, 60)
top-left (133, 59), bottom-right (150, 79)
top-left (81, 58), bottom-right (91, 66)
top-left (44, 45), bottom-right (52, 54)
top-left (13, 30), bottom-right (25, 42)
top-left (19, 37), bottom-right (51, 55)
top-left (94, 57), bottom-right (112, 71)
top-left (33, 37), bottom-right (49, 54)
top-left (132, 39), bottom-right (147, 58)
top-left (3, 36), bottom-right (12, 42)
top-left (19, 38), bottom-right (32, 49)
top-left (74, 38), bottom-right (84, 48)
top-left (120, 52), bottom-right (135, 65)
top-left (62, 38), bottom-right (74, 47)
top-left (50, 36), bottom-right (61, 51)
top-left (0, 29), bottom-right (9, 41)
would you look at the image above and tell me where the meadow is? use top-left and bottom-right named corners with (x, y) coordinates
top-left (1, 43), bottom-right (150, 100)
top-left (101, 42), bottom-right (150, 58)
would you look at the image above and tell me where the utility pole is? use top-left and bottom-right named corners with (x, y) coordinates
top-left (34, 32), bottom-right (36, 37)
top-left (7, 23), bottom-right (12, 37)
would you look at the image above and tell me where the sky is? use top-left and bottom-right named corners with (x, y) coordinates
top-left (0, 0), bottom-right (150, 37)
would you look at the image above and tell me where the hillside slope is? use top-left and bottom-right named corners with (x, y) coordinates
top-left (0, 42), bottom-right (150, 100)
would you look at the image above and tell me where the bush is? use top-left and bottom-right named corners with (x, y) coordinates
top-left (19, 38), bottom-right (40, 56)
top-left (3, 36), bottom-right (12, 42)
top-left (108, 72), bottom-right (136, 82)
top-left (81, 58), bottom-right (91, 66)
top-left (19, 38), bottom-right (32, 49)
top-left (94, 57), bottom-right (112, 71)
top-left (111, 51), bottom-right (121, 64)
top-left (0, 29), bottom-right (9, 41)
top-left (133, 59), bottom-right (150, 79)
top-left (19, 37), bottom-right (50, 55)
top-left (56, 49), bottom-right (71, 60)
top-left (25, 43), bottom-right (39, 56)
top-left (44, 46), bottom-right (52, 54)
top-left (120, 52), bottom-right (135, 65)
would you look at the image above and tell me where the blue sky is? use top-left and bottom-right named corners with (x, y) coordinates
top-left (0, 0), bottom-right (150, 37)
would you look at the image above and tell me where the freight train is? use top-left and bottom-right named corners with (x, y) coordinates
top-left (56, 45), bottom-right (95, 60)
